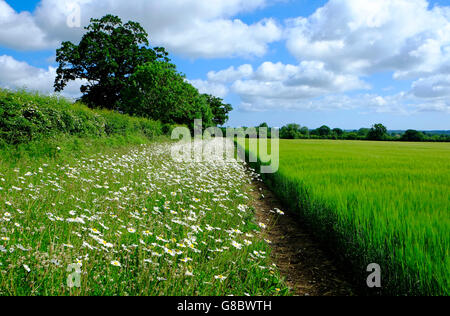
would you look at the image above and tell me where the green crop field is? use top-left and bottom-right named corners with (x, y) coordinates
top-left (244, 139), bottom-right (450, 296)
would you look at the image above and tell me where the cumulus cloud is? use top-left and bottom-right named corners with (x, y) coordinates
top-left (188, 79), bottom-right (228, 98)
top-left (285, 0), bottom-right (450, 78)
top-left (411, 75), bottom-right (450, 98)
top-left (196, 60), bottom-right (369, 110)
top-left (0, 55), bottom-right (83, 98)
top-left (196, 58), bottom-right (450, 114)
top-left (0, 0), bottom-right (282, 58)
top-left (238, 0), bottom-right (450, 114)
top-left (0, 0), bottom-right (54, 50)
top-left (407, 75), bottom-right (450, 113)
top-left (237, 93), bottom-right (392, 112)
top-left (195, 0), bottom-right (449, 114)
top-left (207, 65), bottom-right (254, 83)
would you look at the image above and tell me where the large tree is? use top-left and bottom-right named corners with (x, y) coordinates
top-left (54, 14), bottom-right (169, 109)
top-left (317, 125), bottom-right (332, 137)
top-left (368, 123), bottom-right (388, 141)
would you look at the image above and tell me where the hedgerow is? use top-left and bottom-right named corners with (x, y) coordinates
top-left (0, 89), bottom-right (165, 145)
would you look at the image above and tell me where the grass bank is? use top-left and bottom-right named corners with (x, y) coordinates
top-left (0, 89), bottom-right (166, 147)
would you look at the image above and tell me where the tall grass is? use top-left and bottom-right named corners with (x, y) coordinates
top-left (244, 139), bottom-right (449, 296)
top-left (0, 140), bottom-right (287, 296)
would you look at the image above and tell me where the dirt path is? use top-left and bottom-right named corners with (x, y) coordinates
top-left (248, 173), bottom-right (356, 296)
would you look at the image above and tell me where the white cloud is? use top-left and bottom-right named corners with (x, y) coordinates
top-left (195, 0), bottom-right (449, 114)
top-left (196, 58), bottom-right (450, 114)
top-left (188, 79), bottom-right (228, 98)
top-left (285, 0), bottom-right (450, 77)
top-left (237, 93), bottom-right (389, 112)
top-left (411, 75), bottom-right (450, 98)
top-left (0, 55), bottom-right (83, 98)
top-left (229, 61), bottom-right (369, 109)
top-left (0, 0), bottom-right (282, 58)
top-left (0, 0), bottom-right (54, 50)
top-left (191, 60), bottom-right (369, 108)
top-left (207, 64), bottom-right (254, 83)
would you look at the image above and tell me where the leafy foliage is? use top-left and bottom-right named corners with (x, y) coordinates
top-left (121, 62), bottom-right (213, 129)
top-left (367, 123), bottom-right (388, 141)
top-left (280, 124), bottom-right (302, 139)
top-left (203, 95), bottom-right (233, 127)
top-left (54, 15), bottom-right (170, 109)
top-left (401, 129), bottom-right (425, 142)
top-left (0, 89), bottom-right (164, 145)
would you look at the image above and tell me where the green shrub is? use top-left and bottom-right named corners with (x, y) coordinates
top-left (0, 89), bottom-right (164, 145)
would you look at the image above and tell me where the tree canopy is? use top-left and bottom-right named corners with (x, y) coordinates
top-left (401, 130), bottom-right (425, 142)
top-left (280, 124), bottom-right (303, 139)
top-left (121, 61), bottom-right (213, 129)
top-left (203, 95), bottom-right (233, 127)
top-left (55, 15), bottom-right (169, 109)
top-left (368, 124), bottom-right (388, 141)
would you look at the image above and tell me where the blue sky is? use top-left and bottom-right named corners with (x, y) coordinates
top-left (1, 0), bottom-right (450, 130)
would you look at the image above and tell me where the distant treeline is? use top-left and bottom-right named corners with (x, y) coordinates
top-left (223, 123), bottom-right (450, 142)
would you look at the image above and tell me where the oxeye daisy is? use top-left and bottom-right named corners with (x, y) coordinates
top-left (231, 241), bottom-right (242, 250)
top-left (90, 228), bottom-right (100, 234)
top-left (181, 257), bottom-right (192, 263)
top-left (101, 240), bottom-right (113, 248)
top-left (214, 275), bottom-right (227, 281)
top-left (111, 260), bottom-right (121, 267)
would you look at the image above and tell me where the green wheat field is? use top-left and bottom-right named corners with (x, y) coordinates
top-left (245, 139), bottom-right (449, 296)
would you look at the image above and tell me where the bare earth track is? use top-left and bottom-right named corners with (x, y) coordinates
top-left (248, 173), bottom-right (356, 296)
